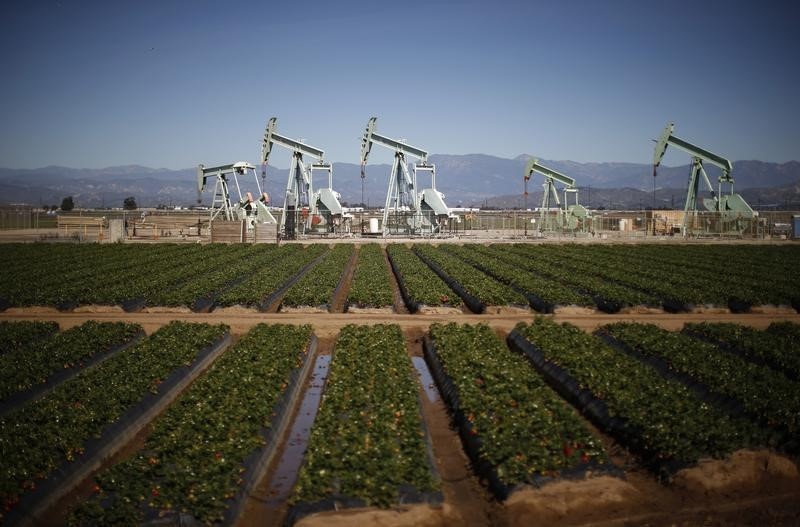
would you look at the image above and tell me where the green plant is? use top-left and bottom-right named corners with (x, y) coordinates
top-left (293, 324), bottom-right (438, 507)
top-left (429, 323), bottom-right (606, 484)
top-left (68, 324), bottom-right (312, 525)
top-left (347, 244), bottom-right (394, 308)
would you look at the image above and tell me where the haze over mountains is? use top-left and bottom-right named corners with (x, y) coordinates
top-left (1, 155), bottom-right (798, 210)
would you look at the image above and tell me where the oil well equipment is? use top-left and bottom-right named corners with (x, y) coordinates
top-left (653, 122), bottom-right (757, 236)
top-left (523, 158), bottom-right (589, 232)
top-left (261, 117), bottom-right (346, 239)
top-left (197, 161), bottom-right (277, 229)
top-left (360, 117), bottom-right (451, 236)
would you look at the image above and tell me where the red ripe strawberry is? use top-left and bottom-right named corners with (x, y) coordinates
top-left (562, 443), bottom-right (573, 457)
top-left (152, 488), bottom-right (160, 497)
top-left (581, 453), bottom-right (590, 463)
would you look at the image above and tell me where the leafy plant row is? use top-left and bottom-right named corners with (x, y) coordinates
top-left (0, 321), bottom-right (142, 402)
top-left (293, 324), bottom-right (438, 508)
top-left (281, 244), bottom-right (354, 308)
top-left (0, 244), bottom-right (106, 278)
top-left (386, 244), bottom-right (460, 308)
top-left (0, 321), bottom-right (59, 355)
top-left (547, 244), bottom-right (713, 310)
top-left (768, 321), bottom-right (800, 340)
top-left (69, 324), bottom-right (313, 525)
top-left (614, 244), bottom-right (798, 305)
top-left (217, 245), bottom-right (326, 307)
top-left (147, 244), bottom-right (266, 307)
top-left (684, 322), bottom-right (800, 380)
top-left (4, 244), bottom-right (188, 307)
top-left (413, 245), bottom-right (526, 307)
top-left (346, 244), bottom-right (394, 308)
top-left (0, 244), bottom-right (217, 308)
top-left (443, 245), bottom-right (592, 311)
top-left (49, 245), bottom-right (193, 307)
top-left (599, 323), bottom-right (800, 437)
top-left (80, 244), bottom-right (230, 306)
top-left (428, 323), bottom-right (608, 493)
top-left (512, 319), bottom-right (759, 470)
top-left (491, 245), bottom-right (661, 311)
top-left (0, 321), bottom-right (228, 513)
top-left (560, 244), bottom-right (786, 308)
top-left (2, 243), bottom-right (797, 310)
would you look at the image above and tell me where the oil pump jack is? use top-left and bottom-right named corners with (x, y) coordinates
top-left (261, 117), bottom-right (345, 239)
top-left (523, 158), bottom-right (589, 232)
top-left (197, 161), bottom-right (277, 229)
top-left (653, 123), bottom-right (756, 236)
top-left (360, 117), bottom-right (450, 235)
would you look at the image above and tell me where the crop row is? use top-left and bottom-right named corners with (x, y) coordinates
top-left (556, 244), bottom-right (792, 308)
top-left (386, 244), bottom-right (459, 308)
top-left (55, 245), bottom-right (196, 307)
top-left (427, 323), bottom-right (607, 494)
top-left (490, 245), bottom-right (662, 311)
top-left (684, 322), bottom-right (800, 381)
top-left (0, 321), bottom-right (228, 512)
top-left (6, 244), bottom-right (190, 307)
top-left (218, 245), bottom-right (326, 307)
top-left (1, 243), bottom-right (798, 311)
top-left (442, 244), bottom-right (592, 311)
top-left (82, 244), bottom-right (232, 306)
top-left (346, 244), bottom-right (394, 308)
top-left (147, 245), bottom-right (269, 307)
top-left (293, 324), bottom-right (438, 508)
top-left (599, 323), bottom-right (800, 437)
top-left (547, 244), bottom-right (716, 310)
top-left (281, 244), bottom-right (354, 308)
top-left (0, 321), bottom-right (142, 402)
top-left (69, 324), bottom-right (313, 525)
top-left (0, 321), bottom-right (58, 355)
top-left (510, 319), bottom-right (758, 469)
top-left (413, 245), bottom-right (525, 308)
top-left (612, 244), bottom-right (799, 305)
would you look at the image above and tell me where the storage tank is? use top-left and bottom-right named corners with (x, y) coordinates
top-left (369, 217), bottom-right (380, 234)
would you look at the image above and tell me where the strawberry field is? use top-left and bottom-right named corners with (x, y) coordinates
top-left (0, 242), bottom-right (798, 313)
top-left (0, 315), bottom-right (797, 524)
top-left (0, 240), bottom-right (799, 525)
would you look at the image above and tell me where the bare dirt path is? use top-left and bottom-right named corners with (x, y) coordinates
top-left (329, 246), bottom-right (358, 313)
top-left (3, 309), bottom-right (798, 335)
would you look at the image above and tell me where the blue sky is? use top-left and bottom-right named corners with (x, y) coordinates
top-left (1, 0), bottom-right (798, 169)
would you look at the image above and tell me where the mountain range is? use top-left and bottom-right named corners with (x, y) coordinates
top-left (1, 155), bottom-right (799, 210)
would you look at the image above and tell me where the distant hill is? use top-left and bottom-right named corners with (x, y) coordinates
top-left (1, 157), bottom-right (798, 210)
